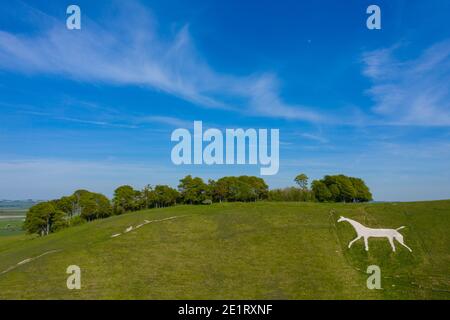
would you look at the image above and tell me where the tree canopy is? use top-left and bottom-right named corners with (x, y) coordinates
top-left (178, 175), bottom-right (208, 204)
top-left (24, 202), bottom-right (66, 236)
top-left (311, 175), bottom-right (372, 202)
top-left (209, 176), bottom-right (268, 202)
top-left (294, 173), bottom-right (309, 190)
top-left (25, 189), bottom-right (113, 236)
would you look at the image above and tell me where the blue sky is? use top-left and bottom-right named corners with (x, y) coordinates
top-left (0, 0), bottom-right (449, 201)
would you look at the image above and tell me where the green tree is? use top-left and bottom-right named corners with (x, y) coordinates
top-left (140, 185), bottom-right (157, 209)
top-left (154, 185), bottom-right (179, 207)
top-left (178, 175), bottom-right (208, 204)
top-left (349, 177), bottom-right (373, 202)
top-left (328, 184), bottom-right (340, 202)
top-left (294, 174), bottom-right (309, 190)
top-left (311, 180), bottom-right (332, 202)
top-left (209, 176), bottom-right (268, 202)
top-left (113, 185), bottom-right (140, 214)
top-left (209, 178), bottom-right (228, 202)
top-left (316, 174), bottom-right (371, 203)
top-left (336, 176), bottom-right (356, 202)
top-left (56, 190), bottom-right (112, 221)
top-left (79, 192), bottom-right (112, 221)
top-left (55, 195), bottom-right (79, 218)
top-left (238, 176), bottom-right (269, 200)
top-left (268, 187), bottom-right (314, 202)
top-left (24, 202), bottom-right (66, 236)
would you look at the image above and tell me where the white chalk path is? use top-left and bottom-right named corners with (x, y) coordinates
top-left (110, 215), bottom-right (186, 238)
top-left (0, 249), bottom-right (62, 276)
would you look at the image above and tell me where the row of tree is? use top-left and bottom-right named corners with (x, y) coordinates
top-left (24, 174), bottom-right (372, 236)
top-left (24, 175), bottom-right (269, 235)
top-left (112, 175), bottom-right (269, 213)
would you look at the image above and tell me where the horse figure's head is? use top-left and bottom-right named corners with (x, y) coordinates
top-left (337, 216), bottom-right (347, 223)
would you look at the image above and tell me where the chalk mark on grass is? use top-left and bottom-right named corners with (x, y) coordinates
top-left (0, 249), bottom-right (62, 276)
top-left (328, 209), bottom-right (364, 273)
top-left (335, 207), bottom-right (450, 294)
top-left (110, 215), bottom-right (188, 238)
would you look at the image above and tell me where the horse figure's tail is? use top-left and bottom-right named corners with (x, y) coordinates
top-left (396, 226), bottom-right (406, 231)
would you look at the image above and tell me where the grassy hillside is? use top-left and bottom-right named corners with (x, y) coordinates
top-left (0, 201), bottom-right (448, 299)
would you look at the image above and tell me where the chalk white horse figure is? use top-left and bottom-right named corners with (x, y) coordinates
top-left (337, 216), bottom-right (412, 252)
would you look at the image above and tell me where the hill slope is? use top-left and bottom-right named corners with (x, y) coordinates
top-left (0, 201), bottom-right (449, 299)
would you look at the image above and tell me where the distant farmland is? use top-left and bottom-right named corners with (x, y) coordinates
top-left (0, 200), bottom-right (38, 236)
top-left (0, 219), bottom-right (24, 236)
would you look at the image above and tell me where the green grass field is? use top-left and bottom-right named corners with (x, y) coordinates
top-left (0, 201), bottom-right (448, 299)
top-left (0, 206), bottom-right (26, 237)
top-left (0, 219), bottom-right (25, 237)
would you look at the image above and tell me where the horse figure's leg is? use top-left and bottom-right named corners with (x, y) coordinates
top-left (387, 236), bottom-right (396, 252)
top-left (348, 236), bottom-right (362, 248)
top-left (395, 236), bottom-right (413, 252)
top-left (363, 237), bottom-right (369, 251)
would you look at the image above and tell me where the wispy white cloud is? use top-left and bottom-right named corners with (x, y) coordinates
top-left (300, 133), bottom-right (329, 143)
top-left (15, 109), bottom-right (139, 129)
top-left (0, 1), bottom-right (323, 122)
top-left (1, 97), bottom-right (145, 128)
top-left (137, 115), bottom-right (192, 128)
top-left (246, 74), bottom-right (323, 122)
top-left (55, 116), bottom-right (138, 128)
top-left (362, 40), bottom-right (450, 126)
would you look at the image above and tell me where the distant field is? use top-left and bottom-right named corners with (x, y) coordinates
top-left (0, 201), bottom-right (448, 299)
top-left (0, 209), bottom-right (27, 216)
top-left (0, 219), bottom-right (24, 237)
top-left (0, 204), bottom-right (27, 237)
top-left (0, 200), bottom-right (38, 214)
